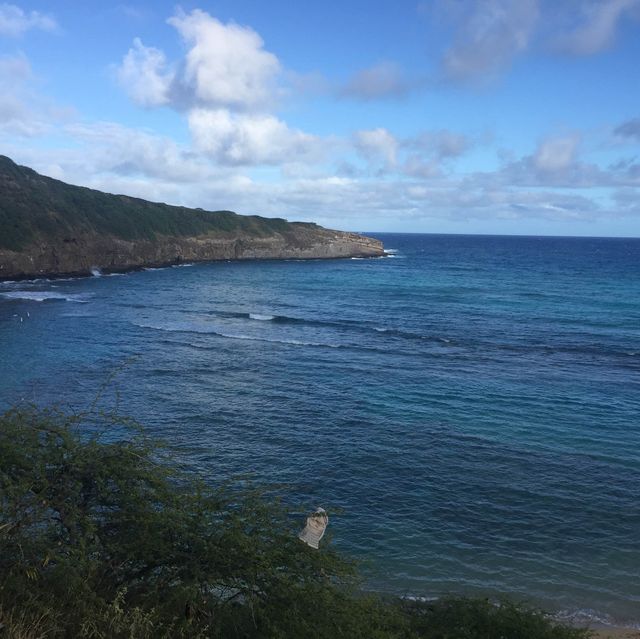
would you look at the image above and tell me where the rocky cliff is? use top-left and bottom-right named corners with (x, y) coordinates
top-left (0, 156), bottom-right (384, 280)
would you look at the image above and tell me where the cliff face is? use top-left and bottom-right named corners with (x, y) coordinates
top-left (0, 156), bottom-right (384, 280)
top-left (0, 230), bottom-right (384, 280)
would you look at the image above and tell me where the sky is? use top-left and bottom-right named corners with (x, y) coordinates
top-left (1, 1), bottom-right (639, 236)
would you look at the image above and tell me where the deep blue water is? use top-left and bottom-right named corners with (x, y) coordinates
top-left (1, 234), bottom-right (639, 626)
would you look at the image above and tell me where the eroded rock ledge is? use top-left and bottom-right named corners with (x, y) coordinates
top-left (0, 231), bottom-right (384, 281)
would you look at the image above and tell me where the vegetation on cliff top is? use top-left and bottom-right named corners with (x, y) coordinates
top-left (0, 405), bottom-right (590, 638)
top-left (0, 156), bottom-right (314, 252)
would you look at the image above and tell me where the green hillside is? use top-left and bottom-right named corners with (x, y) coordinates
top-left (0, 155), bottom-right (310, 252)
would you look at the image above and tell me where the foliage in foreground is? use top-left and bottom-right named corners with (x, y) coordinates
top-left (0, 407), bottom-right (590, 639)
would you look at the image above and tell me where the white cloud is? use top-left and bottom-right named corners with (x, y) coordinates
top-left (167, 9), bottom-right (281, 111)
top-left (431, 0), bottom-right (639, 83)
top-left (350, 127), bottom-right (475, 178)
top-left (65, 121), bottom-right (214, 183)
top-left (117, 38), bottom-right (172, 107)
top-left (479, 132), bottom-right (640, 189)
top-left (117, 9), bottom-right (282, 112)
top-left (0, 3), bottom-right (56, 37)
top-left (405, 130), bottom-right (471, 159)
top-left (0, 53), bottom-right (60, 136)
top-left (115, 9), bottom-right (309, 168)
top-left (402, 154), bottom-right (441, 178)
top-left (555, 0), bottom-right (639, 55)
top-left (340, 61), bottom-right (419, 100)
top-left (614, 117), bottom-right (640, 141)
top-left (188, 108), bottom-right (321, 166)
top-left (532, 134), bottom-right (581, 173)
top-left (439, 0), bottom-right (540, 82)
top-left (353, 128), bottom-right (399, 168)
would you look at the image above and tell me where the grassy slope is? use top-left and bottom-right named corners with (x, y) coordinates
top-left (0, 156), bottom-right (314, 252)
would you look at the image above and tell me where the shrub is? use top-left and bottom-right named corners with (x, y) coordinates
top-left (0, 407), bottom-right (591, 638)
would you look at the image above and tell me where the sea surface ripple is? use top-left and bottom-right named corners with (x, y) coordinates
top-left (1, 234), bottom-right (639, 626)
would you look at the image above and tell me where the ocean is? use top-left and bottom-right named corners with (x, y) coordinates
top-left (1, 233), bottom-right (639, 626)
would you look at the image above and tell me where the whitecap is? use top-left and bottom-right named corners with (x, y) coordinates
top-left (384, 248), bottom-right (398, 254)
top-left (171, 263), bottom-right (194, 268)
top-left (249, 313), bottom-right (275, 321)
top-left (134, 321), bottom-right (340, 348)
top-left (554, 608), bottom-right (638, 629)
top-left (216, 333), bottom-right (341, 348)
top-left (1, 291), bottom-right (88, 303)
top-left (90, 267), bottom-right (102, 277)
top-left (1, 277), bottom-right (57, 287)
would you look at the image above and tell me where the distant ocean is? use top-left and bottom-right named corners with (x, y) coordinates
top-left (1, 234), bottom-right (639, 627)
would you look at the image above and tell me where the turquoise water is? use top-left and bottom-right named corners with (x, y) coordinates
top-left (1, 234), bottom-right (639, 625)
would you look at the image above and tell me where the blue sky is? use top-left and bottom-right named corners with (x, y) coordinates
top-left (1, 1), bottom-right (639, 236)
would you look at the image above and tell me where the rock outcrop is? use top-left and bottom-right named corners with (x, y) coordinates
top-left (0, 156), bottom-right (384, 280)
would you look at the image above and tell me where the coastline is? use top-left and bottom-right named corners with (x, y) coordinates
top-left (0, 155), bottom-right (385, 281)
top-left (0, 251), bottom-right (388, 284)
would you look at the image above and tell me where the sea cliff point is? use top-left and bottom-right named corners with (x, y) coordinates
top-left (0, 156), bottom-right (384, 280)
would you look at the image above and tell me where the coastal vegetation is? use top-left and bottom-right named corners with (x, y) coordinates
top-left (0, 155), bottom-right (300, 252)
top-left (0, 406), bottom-right (591, 638)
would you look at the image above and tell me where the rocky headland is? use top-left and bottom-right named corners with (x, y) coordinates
top-left (0, 156), bottom-right (384, 280)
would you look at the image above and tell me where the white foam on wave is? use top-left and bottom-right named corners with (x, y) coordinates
top-left (134, 321), bottom-right (211, 334)
top-left (90, 267), bottom-right (102, 277)
top-left (215, 332), bottom-right (341, 348)
top-left (402, 595), bottom-right (439, 603)
top-left (1, 291), bottom-right (88, 303)
top-left (221, 333), bottom-right (339, 348)
top-left (1, 277), bottom-right (62, 287)
top-left (374, 327), bottom-right (389, 332)
top-left (384, 248), bottom-right (398, 254)
top-left (555, 608), bottom-right (640, 630)
top-left (134, 321), bottom-right (340, 348)
top-left (172, 263), bottom-right (194, 268)
top-left (249, 313), bottom-right (275, 321)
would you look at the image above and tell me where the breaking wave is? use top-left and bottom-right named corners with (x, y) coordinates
top-left (1, 291), bottom-right (89, 303)
top-left (133, 321), bottom-right (341, 349)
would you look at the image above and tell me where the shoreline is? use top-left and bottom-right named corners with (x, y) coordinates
top-left (0, 253), bottom-right (389, 284)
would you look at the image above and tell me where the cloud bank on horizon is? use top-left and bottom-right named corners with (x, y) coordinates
top-left (0, 0), bottom-right (639, 236)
